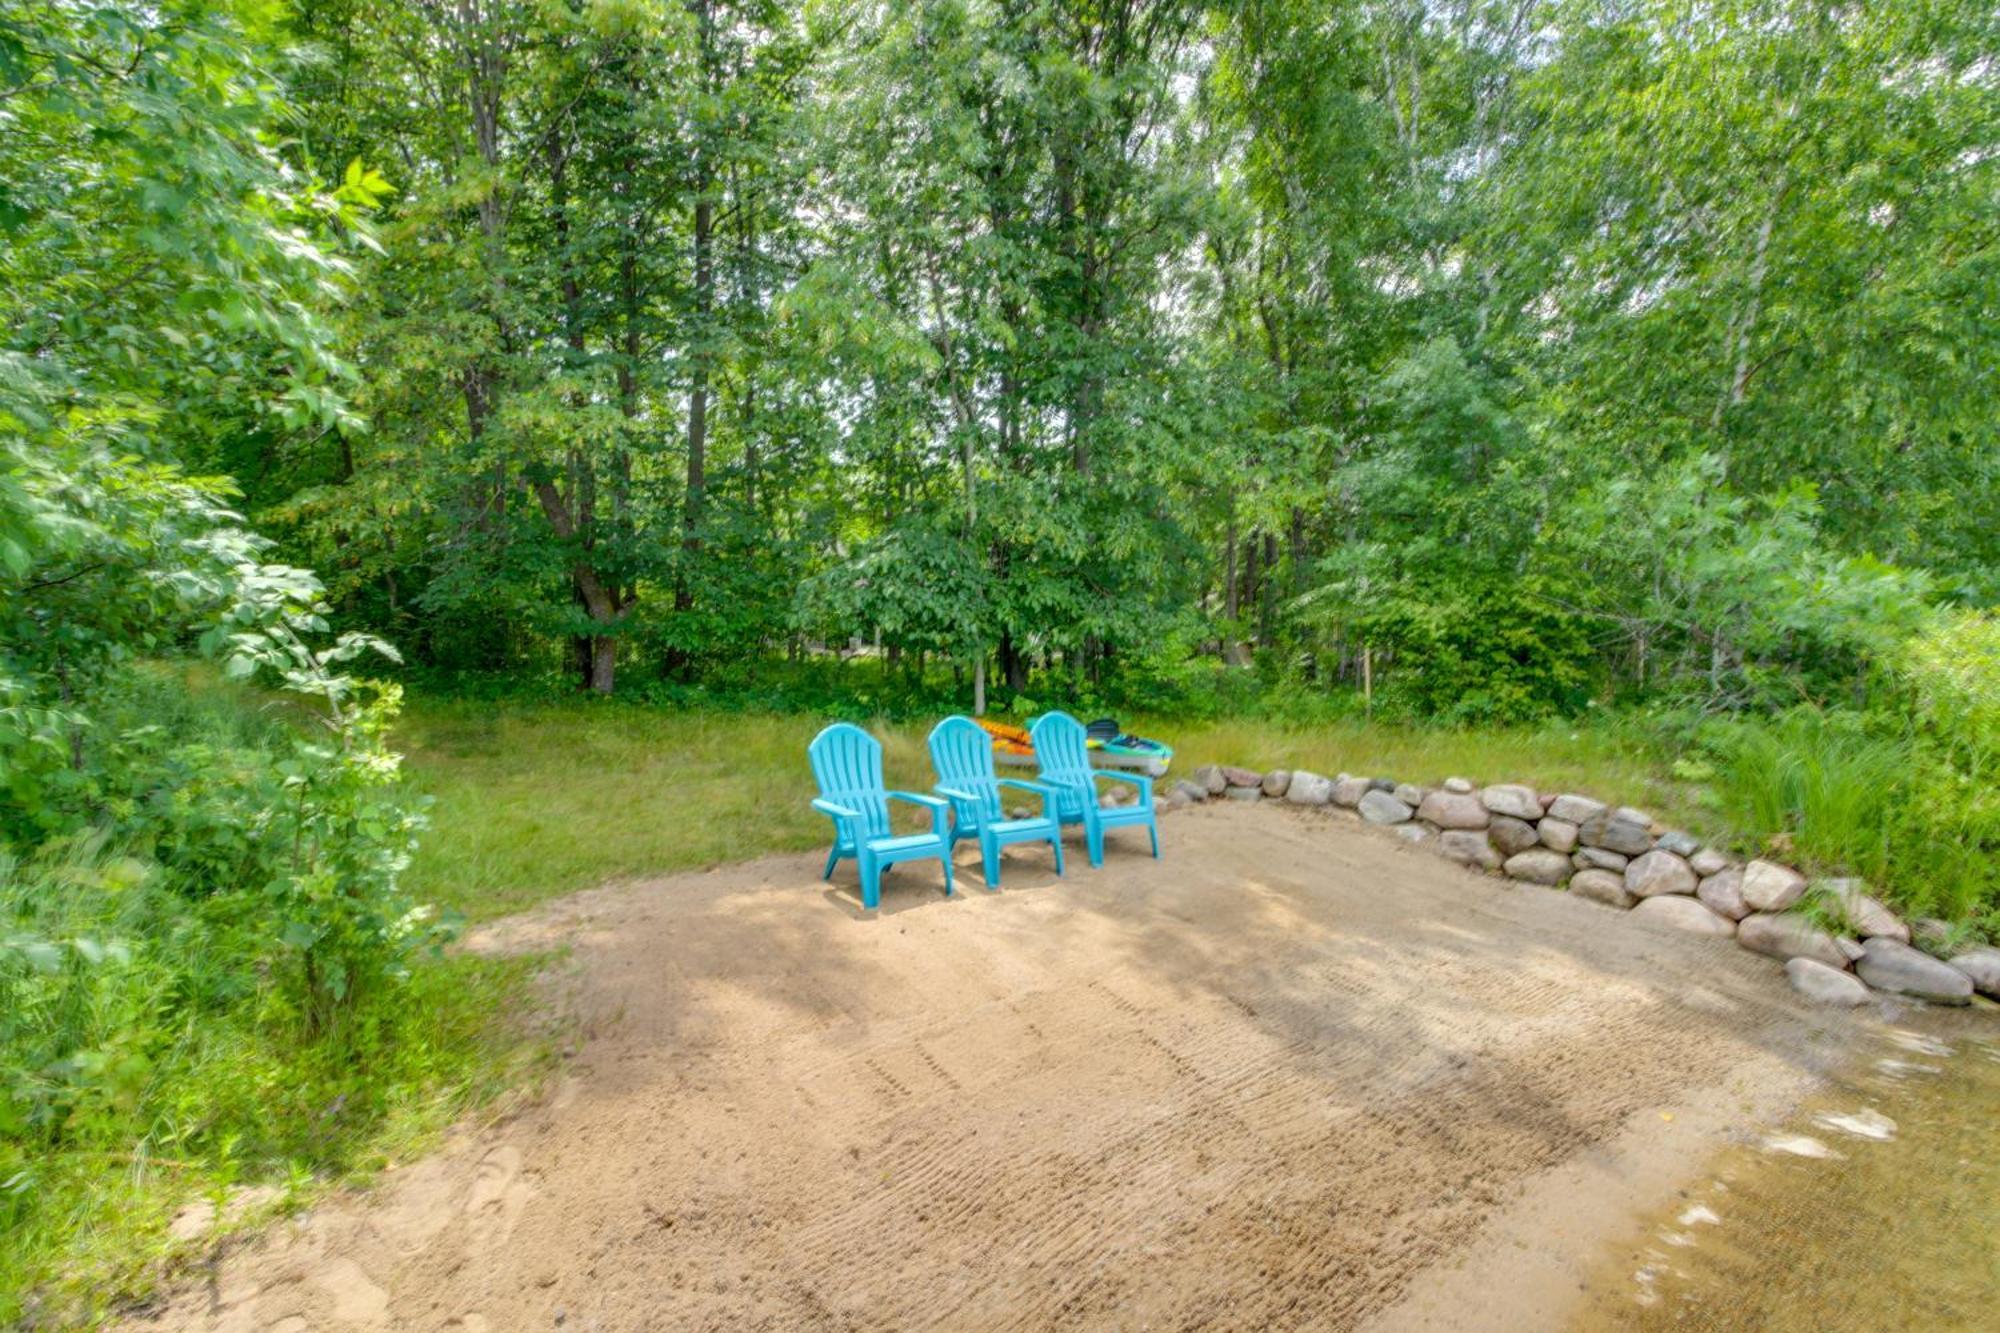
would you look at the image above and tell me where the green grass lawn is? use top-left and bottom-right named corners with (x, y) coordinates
top-left (398, 697), bottom-right (1706, 922)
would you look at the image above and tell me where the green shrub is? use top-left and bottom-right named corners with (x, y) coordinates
top-left (0, 836), bottom-right (541, 1325)
top-left (1354, 582), bottom-right (1596, 724)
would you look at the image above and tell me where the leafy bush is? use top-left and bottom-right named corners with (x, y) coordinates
top-left (1351, 582), bottom-right (1596, 724)
top-left (0, 838), bottom-right (539, 1324)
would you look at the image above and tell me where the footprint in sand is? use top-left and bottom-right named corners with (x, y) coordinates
top-left (464, 1145), bottom-right (535, 1254)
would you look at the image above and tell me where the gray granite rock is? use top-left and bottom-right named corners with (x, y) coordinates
top-left (1570, 869), bottom-right (1636, 910)
top-left (1786, 957), bottom-right (1873, 1006)
top-left (1689, 847), bottom-right (1731, 877)
top-left (1438, 830), bottom-right (1501, 871)
top-left (1738, 912), bottom-right (1850, 970)
top-left (1547, 793), bottom-right (1607, 825)
top-left (1578, 806), bottom-right (1652, 855)
top-left (1741, 860), bottom-right (1807, 913)
top-left (1625, 849), bottom-right (1697, 899)
top-left (1358, 790), bottom-right (1414, 824)
top-left (1417, 790), bottom-right (1490, 830)
top-left (1538, 817), bottom-right (1579, 854)
top-left (1260, 769), bottom-right (1291, 798)
top-left (1631, 895), bottom-right (1736, 937)
top-left (1655, 830), bottom-right (1701, 857)
top-left (1947, 947), bottom-right (2000, 998)
top-left (1573, 846), bottom-right (1629, 873)
top-left (1443, 776), bottom-right (1476, 794)
top-left (1224, 785), bottom-right (1262, 802)
top-left (1220, 765), bottom-right (1262, 789)
top-left (1393, 823), bottom-right (1433, 845)
top-left (1695, 867), bottom-right (1750, 921)
top-left (1504, 849), bottom-right (1572, 885)
top-left (1191, 764), bottom-right (1227, 796)
top-left (1817, 877), bottom-right (1908, 943)
top-left (1480, 783), bottom-right (1542, 820)
top-left (1285, 771), bottom-right (1334, 806)
top-left (1331, 775), bottom-right (1370, 808)
top-left (1855, 938), bottom-right (1974, 1005)
top-left (1488, 815), bottom-right (1540, 855)
top-left (1393, 782), bottom-right (1427, 809)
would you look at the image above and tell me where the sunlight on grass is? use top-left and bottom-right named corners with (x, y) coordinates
top-left (398, 698), bottom-right (1704, 921)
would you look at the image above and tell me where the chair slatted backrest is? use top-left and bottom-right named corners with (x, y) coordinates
top-left (928, 716), bottom-right (1002, 820)
top-left (1027, 711), bottom-right (1094, 798)
top-left (808, 723), bottom-right (892, 840)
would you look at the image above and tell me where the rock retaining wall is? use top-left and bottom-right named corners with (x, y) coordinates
top-left (1168, 764), bottom-right (1998, 1009)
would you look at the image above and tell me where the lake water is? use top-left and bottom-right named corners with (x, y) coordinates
top-left (1574, 1012), bottom-right (2000, 1330)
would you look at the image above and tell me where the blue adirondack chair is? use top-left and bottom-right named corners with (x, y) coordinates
top-left (1027, 710), bottom-right (1161, 868)
top-left (808, 722), bottom-right (953, 910)
top-left (927, 715), bottom-right (1065, 888)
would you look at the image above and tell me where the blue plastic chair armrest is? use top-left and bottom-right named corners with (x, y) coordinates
top-left (812, 797), bottom-right (860, 820)
top-left (997, 778), bottom-right (1056, 795)
top-left (887, 789), bottom-right (951, 836)
top-left (934, 786), bottom-right (980, 803)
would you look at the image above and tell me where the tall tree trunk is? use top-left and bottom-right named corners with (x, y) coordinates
top-left (671, 0), bottom-right (718, 676)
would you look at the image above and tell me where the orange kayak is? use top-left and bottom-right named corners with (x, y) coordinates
top-left (974, 716), bottom-right (1036, 756)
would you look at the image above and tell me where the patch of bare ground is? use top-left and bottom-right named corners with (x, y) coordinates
top-left (127, 801), bottom-right (1878, 1332)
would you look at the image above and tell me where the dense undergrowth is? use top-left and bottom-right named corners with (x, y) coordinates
top-left (0, 671), bottom-right (552, 1327)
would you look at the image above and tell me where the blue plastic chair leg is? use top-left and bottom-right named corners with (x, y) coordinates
top-left (940, 853), bottom-right (954, 897)
top-left (1149, 824), bottom-right (1160, 858)
top-left (823, 846), bottom-right (841, 881)
top-left (1087, 821), bottom-right (1105, 869)
top-left (860, 854), bottom-right (882, 910)
top-left (1050, 832), bottom-right (1065, 877)
top-left (981, 835), bottom-right (1000, 889)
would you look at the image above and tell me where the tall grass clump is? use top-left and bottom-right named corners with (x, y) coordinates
top-left (1688, 610), bottom-right (2000, 934)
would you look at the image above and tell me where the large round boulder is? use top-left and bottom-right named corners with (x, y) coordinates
top-left (1737, 912), bottom-right (1849, 970)
top-left (1358, 790), bottom-right (1414, 825)
top-left (1578, 806), bottom-right (1652, 855)
top-left (1695, 867), bottom-right (1750, 921)
top-left (1438, 830), bottom-right (1501, 871)
top-left (1191, 764), bottom-right (1228, 796)
top-left (1630, 895), bottom-right (1736, 937)
top-left (1417, 790), bottom-right (1491, 830)
top-left (1570, 869), bottom-right (1636, 910)
top-left (1689, 847), bottom-right (1731, 877)
top-left (1547, 793), bottom-right (1607, 825)
top-left (1488, 815), bottom-right (1539, 855)
top-left (1855, 939), bottom-right (1974, 1005)
top-left (1285, 771), bottom-right (1334, 806)
top-left (1260, 769), bottom-right (1292, 798)
top-left (1480, 783), bottom-right (1542, 820)
top-left (1948, 947), bottom-right (2000, 998)
top-left (1332, 775), bottom-right (1370, 808)
top-left (1503, 849), bottom-right (1571, 885)
top-left (1625, 849), bottom-right (1697, 899)
top-left (1817, 877), bottom-right (1908, 943)
top-left (1786, 957), bottom-right (1873, 1007)
top-left (1537, 817), bottom-right (1579, 854)
top-left (1741, 860), bottom-right (1806, 913)
top-left (1573, 846), bottom-right (1629, 873)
